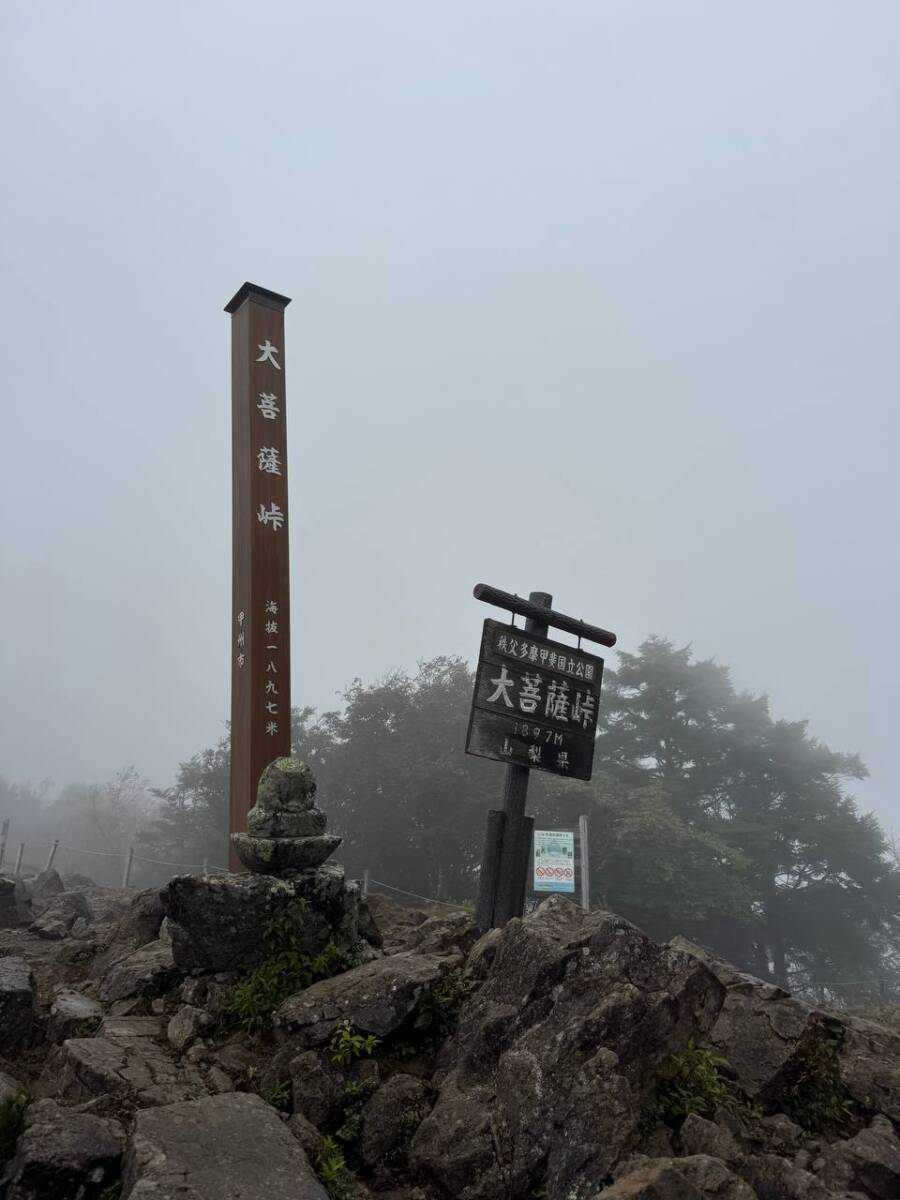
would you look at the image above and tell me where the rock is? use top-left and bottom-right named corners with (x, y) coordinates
top-left (287, 1111), bottom-right (322, 1161)
top-left (179, 976), bottom-right (209, 1006)
top-left (30, 867), bottom-right (65, 898)
top-left (277, 953), bottom-right (445, 1046)
top-left (231, 832), bottom-right (342, 873)
top-left (670, 1155), bottom-right (759, 1199)
top-left (736, 1153), bottom-right (835, 1199)
top-left (289, 1049), bottom-right (349, 1127)
top-left (121, 1091), bottom-right (328, 1199)
top-left (253, 757), bottom-right (319, 823)
top-left (362, 894), bottom-right (428, 952)
top-left (394, 912), bottom-right (477, 963)
top-left (93, 888), bottom-right (165, 976)
top-left (47, 990), bottom-right (103, 1043)
top-left (167, 1004), bottom-right (213, 1053)
top-left (836, 1013), bottom-right (900, 1122)
top-left (0, 1068), bottom-right (23, 1104)
top-left (99, 939), bottom-right (180, 1003)
top-left (592, 1160), bottom-right (703, 1199)
top-left (673, 936), bottom-right (900, 1128)
top-left (30, 890), bottom-right (93, 940)
top-left (0, 957), bottom-right (35, 1056)
top-left (411, 898), bottom-right (725, 1200)
top-left (819, 1115), bottom-right (900, 1198)
top-left (54, 1035), bottom-right (206, 1107)
top-left (1, 1098), bottom-right (123, 1200)
top-left (357, 899), bottom-right (384, 949)
top-left (99, 1015), bottom-right (167, 1044)
top-left (358, 1074), bottom-right (432, 1167)
top-left (0, 877), bottom-right (33, 928)
top-left (63, 873), bottom-right (96, 888)
top-left (205, 1065), bottom-right (235, 1094)
top-left (680, 1113), bottom-right (741, 1161)
top-left (163, 866), bottom-right (363, 974)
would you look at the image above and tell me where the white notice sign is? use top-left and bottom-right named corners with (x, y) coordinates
top-left (533, 829), bottom-right (575, 893)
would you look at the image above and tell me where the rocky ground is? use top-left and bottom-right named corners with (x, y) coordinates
top-left (1, 869), bottom-right (899, 1199)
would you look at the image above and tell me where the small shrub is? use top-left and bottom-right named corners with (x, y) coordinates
top-left (221, 939), bottom-right (357, 1035)
top-left (262, 899), bottom-right (309, 953)
top-left (380, 969), bottom-right (469, 1061)
top-left (768, 1035), bottom-right (854, 1134)
top-left (0, 1092), bottom-right (26, 1168)
top-left (329, 1019), bottom-right (379, 1067)
top-left (644, 1043), bottom-right (738, 1127)
top-left (259, 1078), bottom-right (291, 1111)
top-left (316, 1135), bottom-right (352, 1200)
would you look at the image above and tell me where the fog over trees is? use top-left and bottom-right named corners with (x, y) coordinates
top-left (5, 636), bottom-right (897, 1008)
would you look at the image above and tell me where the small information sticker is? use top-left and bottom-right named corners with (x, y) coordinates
top-left (533, 829), bottom-right (576, 893)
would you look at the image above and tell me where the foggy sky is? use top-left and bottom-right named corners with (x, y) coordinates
top-left (1, 2), bottom-right (898, 827)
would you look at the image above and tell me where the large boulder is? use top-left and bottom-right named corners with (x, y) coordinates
top-left (99, 939), bottom-right (180, 1003)
top-left (818, 1115), bottom-right (900, 1199)
top-left (0, 957), bottom-right (35, 1057)
top-left (410, 898), bottom-right (725, 1200)
top-left (0, 877), bottom-right (33, 928)
top-left (276, 953), bottom-right (445, 1047)
top-left (29, 867), bottom-right (65, 899)
top-left (358, 1073), bottom-right (433, 1168)
top-left (162, 866), bottom-right (363, 974)
top-left (121, 1091), bottom-right (327, 1199)
top-left (674, 937), bottom-right (900, 1122)
top-left (1, 1098), bottom-right (123, 1200)
top-left (30, 890), bottom-right (93, 940)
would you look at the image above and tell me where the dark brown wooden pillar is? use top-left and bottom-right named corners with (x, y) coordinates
top-left (225, 282), bottom-right (292, 869)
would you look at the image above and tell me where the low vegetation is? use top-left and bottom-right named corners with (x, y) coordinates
top-left (0, 1092), bottom-right (26, 1170)
top-left (643, 1043), bottom-right (740, 1127)
top-left (767, 1034), bottom-right (855, 1135)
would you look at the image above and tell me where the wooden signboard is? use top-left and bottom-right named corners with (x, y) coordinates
top-left (466, 619), bottom-right (604, 782)
top-left (225, 282), bottom-right (292, 868)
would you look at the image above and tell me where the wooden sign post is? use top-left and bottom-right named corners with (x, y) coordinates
top-left (225, 282), bottom-right (292, 869)
top-left (467, 584), bottom-right (616, 930)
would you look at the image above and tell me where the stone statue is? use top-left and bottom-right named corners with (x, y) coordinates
top-left (230, 758), bottom-right (341, 875)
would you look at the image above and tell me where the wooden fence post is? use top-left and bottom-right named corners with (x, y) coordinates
top-left (0, 819), bottom-right (9, 869)
top-left (45, 840), bottom-right (60, 872)
top-left (122, 846), bottom-right (135, 889)
top-left (13, 843), bottom-right (25, 878)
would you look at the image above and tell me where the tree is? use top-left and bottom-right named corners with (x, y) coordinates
top-left (299, 659), bottom-right (496, 900)
top-left (139, 740), bottom-right (230, 877)
top-left (592, 638), bottom-right (900, 996)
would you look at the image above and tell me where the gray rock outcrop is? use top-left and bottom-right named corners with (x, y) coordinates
top-left (121, 1091), bottom-right (328, 1199)
top-left (277, 952), bottom-right (445, 1046)
top-left (0, 957), bottom-right (35, 1056)
top-left (1, 1098), bottom-right (123, 1200)
top-left (30, 890), bottom-right (93, 940)
top-left (411, 898), bottom-right (726, 1200)
top-left (163, 866), bottom-right (364, 973)
top-left (0, 877), bottom-right (33, 928)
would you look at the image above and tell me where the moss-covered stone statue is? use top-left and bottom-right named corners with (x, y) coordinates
top-left (230, 757), bottom-right (341, 875)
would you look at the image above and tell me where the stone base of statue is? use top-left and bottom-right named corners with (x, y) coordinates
top-left (162, 759), bottom-right (381, 973)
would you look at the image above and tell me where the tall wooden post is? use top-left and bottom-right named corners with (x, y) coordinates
top-left (490, 591), bottom-right (551, 926)
top-left (225, 282), bottom-right (293, 870)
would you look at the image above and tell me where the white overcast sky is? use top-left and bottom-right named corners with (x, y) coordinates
top-left (1, 2), bottom-right (898, 827)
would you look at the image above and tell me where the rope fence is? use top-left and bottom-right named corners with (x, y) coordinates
top-left (0, 823), bottom-right (896, 1004)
